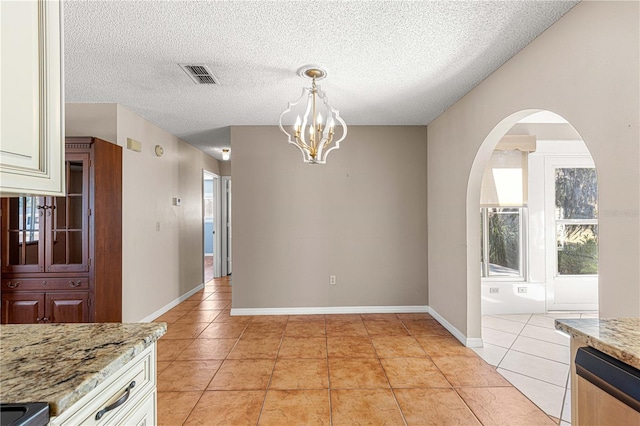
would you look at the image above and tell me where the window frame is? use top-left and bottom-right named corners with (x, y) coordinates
top-left (480, 205), bottom-right (528, 281)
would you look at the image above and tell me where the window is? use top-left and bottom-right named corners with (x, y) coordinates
top-left (555, 167), bottom-right (598, 275)
top-left (481, 207), bottom-right (526, 278)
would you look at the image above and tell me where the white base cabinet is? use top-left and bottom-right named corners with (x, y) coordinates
top-left (49, 344), bottom-right (157, 426)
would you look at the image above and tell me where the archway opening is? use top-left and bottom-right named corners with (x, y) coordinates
top-left (467, 110), bottom-right (599, 335)
top-left (467, 110), bottom-right (599, 422)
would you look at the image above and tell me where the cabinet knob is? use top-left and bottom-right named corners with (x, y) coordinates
top-left (6, 281), bottom-right (19, 289)
top-left (36, 317), bottom-right (41, 322)
top-left (69, 281), bottom-right (81, 287)
top-left (42, 317), bottom-right (49, 322)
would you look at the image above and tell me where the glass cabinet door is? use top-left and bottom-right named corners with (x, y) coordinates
top-left (1, 196), bottom-right (46, 273)
top-left (46, 153), bottom-right (90, 272)
top-left (2, 154), bottom-right (90, 273)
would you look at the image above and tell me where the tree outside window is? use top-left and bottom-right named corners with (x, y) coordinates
top-left (555, 168), bottom-right (598, 275)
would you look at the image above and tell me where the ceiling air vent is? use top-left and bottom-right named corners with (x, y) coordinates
top-left (179, 64), bottom-right (220, 85)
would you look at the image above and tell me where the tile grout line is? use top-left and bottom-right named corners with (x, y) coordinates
top-left (488, 315), bottom-right (529, 401)
top-left (491, 313), bottom-right (572, 424)
top-left (558, 363), bottom-right (572, 424)
top-left (502, 346), bottom-right (570, 366)
top-left (513, 315), bottom-right (561, 422)
top-left (163, 289), bottom-right (560, 425)
top-left (407, 319), bottom-right (486, 426)
top-left (164, 285), bottom-right (225, 425)
top-left (161, 300), bottom-right (203, 426)
top-left (324, 317), bottom-right (333, 426)
top-left (254, 316), bottom-right (288, 426)
top-left (376, 314), bottom-right (409, 426)
top-left (449, 387), bottom-right (487, 426)
top-left (496, 365), bottom-right (570, 389)
top-left (193, 284), bottom-right (235, 424)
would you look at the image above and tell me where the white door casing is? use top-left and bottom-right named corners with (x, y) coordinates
top-left (544, 155), bottom-right (598, 311)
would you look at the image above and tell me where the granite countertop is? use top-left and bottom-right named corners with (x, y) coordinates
top-left (555, 318), bottom-right (640, 370)
top-left (0, 322), bottom-right (166, 416)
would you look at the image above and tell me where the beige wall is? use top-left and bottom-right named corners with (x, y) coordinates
top-left (66, 103), bottom-right (220, 321)
top-left (220, 161), bottom-right (231, 176)
top-left (177, 140), bottom-right (220, 294)
top-left (231, 126), bottom-right (428, 310)
top-left (66, 103), bottom-right (117, 143)
top-left (427, 1), bottom-right (640, 338)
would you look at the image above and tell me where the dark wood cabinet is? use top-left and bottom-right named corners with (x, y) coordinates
top-left (1, 137), bottom-right (122, 323)
top-left (47, 292), bottom-right (90, 323)
top-left (1, 292), bottom-right (44, 324)
top-left (1, 290), bottom-right (89, 324)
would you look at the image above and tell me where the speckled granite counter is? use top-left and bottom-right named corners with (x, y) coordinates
top-left (555, 318), bottom-right (640, 369)
top-left (0, 322), bottom-right (166, 416)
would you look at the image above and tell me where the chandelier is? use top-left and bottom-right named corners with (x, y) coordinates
top-left (279, 66), bottom-right (347, 164)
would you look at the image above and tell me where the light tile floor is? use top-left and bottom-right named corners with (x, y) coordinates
top-left (474, 312), bottom-right (598, 425)
top-left (155, 277), bottom-right (562, 425)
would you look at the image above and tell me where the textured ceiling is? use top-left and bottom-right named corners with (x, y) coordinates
top-left (64, 1), bottom-right (578, 160)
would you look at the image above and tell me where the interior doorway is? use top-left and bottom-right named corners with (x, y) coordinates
top-left (473, 110), bottom-right (599, 317)
top-left (203, 170), bottom-right (221, 283)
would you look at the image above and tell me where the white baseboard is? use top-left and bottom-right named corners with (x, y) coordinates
top-left (465, 337), bottom-right (484, 348)
top-left (428, 307), bottom-right (484, 348)
top-left (230, 305), bottom-right (429, 316)
top-left (145, 296), bottom-right (484, 349)
top-left (139, 283), bottom-right (205, 323)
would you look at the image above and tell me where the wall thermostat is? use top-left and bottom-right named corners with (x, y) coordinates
top-left (155, 145), bottom-right (164, 157)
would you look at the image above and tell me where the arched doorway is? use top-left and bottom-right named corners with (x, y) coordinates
top-left (467, 110), bottom-right (599, 422)
top-left (467, 110), bottom-right (599, 328)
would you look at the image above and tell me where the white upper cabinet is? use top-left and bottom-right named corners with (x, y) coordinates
top-left (0, 0), bottom-right (64, 197)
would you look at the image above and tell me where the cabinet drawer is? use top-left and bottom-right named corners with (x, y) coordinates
top-left (2, 278), bottom-right (89, 291)
top-left (112, 389), bottom-right (156, 426)
top-left (50, 345), bottom-right (156, 426)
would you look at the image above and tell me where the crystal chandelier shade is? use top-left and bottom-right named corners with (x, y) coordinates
top-left (279, 67), bottom-right (347, 164)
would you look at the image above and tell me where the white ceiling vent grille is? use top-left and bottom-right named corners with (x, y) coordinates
top-left (179, 64), bottom-right (220, 85)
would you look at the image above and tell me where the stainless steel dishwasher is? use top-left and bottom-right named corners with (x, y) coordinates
top-left (575, 346), bottom-right (640, 425)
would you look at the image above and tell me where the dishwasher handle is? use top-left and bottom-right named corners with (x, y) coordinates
top-left (575, 346), bottom-right (640, 413)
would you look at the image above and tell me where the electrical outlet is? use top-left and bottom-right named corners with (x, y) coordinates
top-left (330, 275), bottom-right (336, 285)
top-left (489, 287), bottom-right (499, 294)
top-left (518, 287), bottom-right (527, 293)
